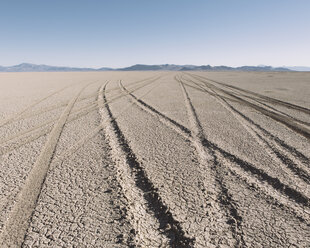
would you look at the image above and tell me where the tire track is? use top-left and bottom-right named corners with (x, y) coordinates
top-left (0, 78), bottom-right (160, 159)
top-left (0, 77), bottom-right (153, 132)
top-left (119, 81), bottom-right (192, 140)
top-left (189, 74), bottom-right (310, 140)
top-left (188, 74), bottom-right (310, 127)
top-left (0, 102), bottom-right (97, 146)
top-left (0, 104), bottom-right (98, 157)
top-left (186, 75), bottom-right (310, 164)
top-left (203, 138), bottom-right (310, 218)
top-left (215, 149), bottom-right (310, 226)
top-left (183, 75), bottom-right (310, 186)
top-left (0, 82), bottom-right (93, 247)
top-left (191, 74), bottom-right (310, 115)
top-left (0, 80), bottom-right (156, 147)
top-left (16, 77), bottom-right (154, 125)
top-left (179, 75), bottom-right (310, 222)
top-left (10, 91), bottom-right (98, 124)
top-left (55, 77), bottom-right (163, 167)
top-left (0, 78), bottom-right (161, 245)
top-left (230, 90), bottom-right (310, 127)
top-left (0, 80), bottom-right (87, 128)
top-left (99, 82), bottom-right (193, 247)
top-left (120, 75), bottom-right (310, 225)
top-left (177, 76), bottom-right (245, 246)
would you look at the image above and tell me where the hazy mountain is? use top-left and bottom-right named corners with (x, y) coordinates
top-left (97, 67), bottom-right (114, 71)
top-left (0, 63), bottom-right (97, 72)
top-left (285, 66), bottom-right (310, 71)
top-left (118, 64), bottom-right (291, 71)
top-left (0, 63), bottom-right (293, 72)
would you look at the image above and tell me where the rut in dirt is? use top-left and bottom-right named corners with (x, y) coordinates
top-left (188, 74), bottom-right (310, 140)
top-left (183, 74), bottom-right (310, 185)
top-left (99, 82), bottom-right (193, 247)
top-left (0, 82), bottom-right (95, 247)
top-left (121, 75), bottom-right (310, 225)
top-left (177, 76), bottom-right (245, 246)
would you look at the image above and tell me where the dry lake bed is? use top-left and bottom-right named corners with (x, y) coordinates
top-left (0, 71), bottom-right (310, 247)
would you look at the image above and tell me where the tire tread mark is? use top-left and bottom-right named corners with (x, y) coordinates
top-left (59, 77), bottom-right (163, 165)
top-left (191, 74), bottom-right (310, 115)
top-left (0, 79), bottom-right (159, 158)
top-left (119, 81), bottom-right (192, 140)
top-left (187, 75), bottom-right (310, 164)
top-left (183, 75), bottom-right (310, 185)
top-left (177, 76), bottom-right (245, 247)
top-left (119, 75), bottom-right (310, 222)
top-left (218, 151), bottom-right (310, 226)
top-left (0, 81), bottom-right (86, 128)
top-left (0, 81), bottom-right (155, 146)
top-left (0, 82), bottom-right (92, 247)
top-left (99, 82), bottom-right (193, 247)
top-left (236, 93), bottom-right (310, 127)
top-left (189, 74), bottom-right (310, 139)
top-left (189, 75), bottom-right (310, 127)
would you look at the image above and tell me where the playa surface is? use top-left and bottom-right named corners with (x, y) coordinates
top-left (0, 71), bottom-right (310, 247)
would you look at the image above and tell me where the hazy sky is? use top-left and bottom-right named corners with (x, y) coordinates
top-left (1, 0), bottom-right (309, 68)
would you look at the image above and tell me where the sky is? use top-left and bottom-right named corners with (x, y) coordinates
top-left (0, 0), bottom-right (309, 68)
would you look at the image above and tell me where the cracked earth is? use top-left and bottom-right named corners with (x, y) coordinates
top-left (0, 71), bottom-right (310, 247)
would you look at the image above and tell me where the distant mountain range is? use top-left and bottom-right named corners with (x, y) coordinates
top-left (0, 63), bottom-right (306, 72)
top-left (0, 63), bottom-right (112, 72)
top-left (285, 66), bottom-right (310, 71)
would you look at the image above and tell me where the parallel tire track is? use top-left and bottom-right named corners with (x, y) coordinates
top-left (183, 75), bottom-right (310, 186)
top-left (119, 81), bottom-right (192, 140)
top-left (120, 75), bottom-right (310, 225)
top-left (10, 91), bottom-right (98, 124)
top-left (0, 82), bottom-right (93, 247)
top-left (0, 81), bottom-right (87, 128)
top-left (178, 75), bottom-right (310, 223)
top-left (0, 80), bottom-right (155, 147)
top-left (191, 74), bottom-right (310, 115)
top-left (0, 104), bottom-right (98, 157)
top-left (0, 78), bottom-right (160, 160)
top-left (177, 77), bottom-right (245, 246)
top-left (189, 74), bottom-right (310, 140)
top-left (0, 102), bottom-right (97, 146)
top-left (228, 89), bottom-right (310, 127)
top-left (5, 77), bottom-right (151, 126)
top-left (188, 75), bottom-right (310, 167)
top-left (99, 82), bottom-right (193, 247)
top-left (189, 74), bottom-right (310, 127)
top-left (56, 77), bottom-right (163, 167)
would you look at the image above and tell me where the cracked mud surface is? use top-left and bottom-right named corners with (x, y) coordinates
top-left (0, 71), bottom-right (309, 247)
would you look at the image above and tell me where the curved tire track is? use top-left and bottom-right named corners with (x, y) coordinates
top-left (191, 74), bottom-right (310, 115)
top-left (99, 82), bottom-right (193, 247)
top-left (120, 75), bottom-right (310, 225)
top-left (0, 78), bottom-right (160, 161)
top-left (56, 77), bottom-right (163, 167)
top-left (177, 76), bottom-right (245, 246)
top-left (0, 80), bottom-right (156, 147)
top-left (0, 81), bottom-right (87, 128)
top-left (0, 82), bottom-right (94, 247)
top-left (183, 75), bottom-right (310, 186)
top-left (119, 81), bottom-right (192, 140)
top-left (179, 75), bottom-right (310, 223)
top-left (189, 74), bottom-right (310, 140)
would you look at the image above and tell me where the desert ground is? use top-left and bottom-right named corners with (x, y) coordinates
top-left (0, 71), bottom-right (309, 247)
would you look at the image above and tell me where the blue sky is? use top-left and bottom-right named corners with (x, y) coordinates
top-left (0, 0), bottom-right (309, 68)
